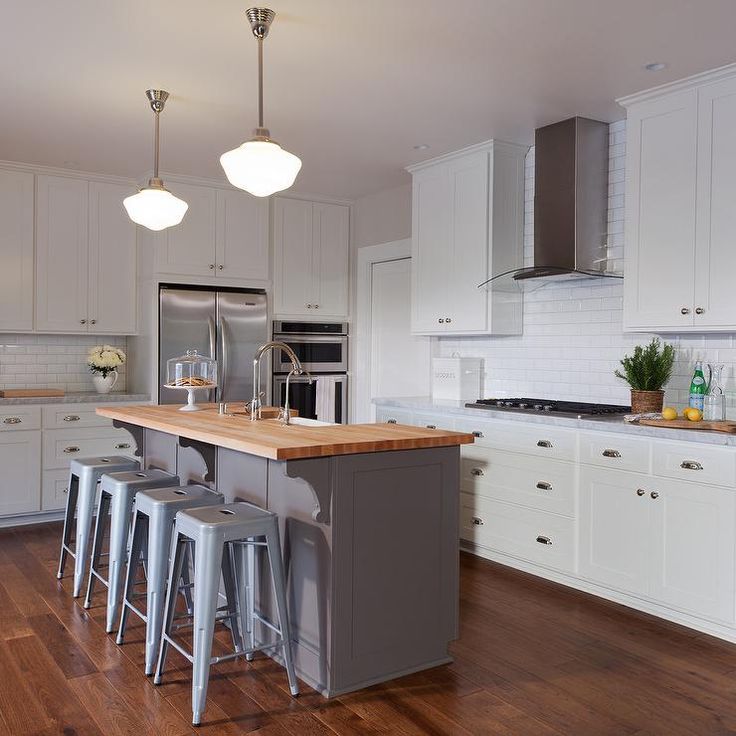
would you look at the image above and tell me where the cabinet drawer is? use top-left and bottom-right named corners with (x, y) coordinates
top-left (0, 406), bottom-right (41, 431)
top-left (456, 419), bottom-right (577, 462)
top-left (460, 493), bottom-right (575, 574)
top-left (42, 404), bottom-right (116, 429)
top-left (653, 441), bottom-right (736, 487)
top-left (580, 432), bottom-right (651, 473)
top-left (42, 427), bottom-right (136, 470)
top-left (42, 469), bottom-right (71, 511)
top-left (461, 446), bottom-right (576, 517)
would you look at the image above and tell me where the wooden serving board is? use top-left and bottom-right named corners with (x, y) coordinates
top-left (638, 418), bottom-right (736, 433)
top-left (0, 388), bottom-right (65, 398)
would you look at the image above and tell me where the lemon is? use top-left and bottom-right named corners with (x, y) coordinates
top-left (686, 408), bottom-right (703, 422)
top-left (682, 407), bottom-right (694, 419)
top-left (661, 407), bottom-right (678, 421)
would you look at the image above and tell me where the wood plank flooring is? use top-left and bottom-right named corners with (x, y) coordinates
top-left (1, 522), bottom-right (736, 735)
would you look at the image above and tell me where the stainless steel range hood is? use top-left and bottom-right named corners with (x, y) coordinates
top-left (480, 116), bottom-right (621, 288)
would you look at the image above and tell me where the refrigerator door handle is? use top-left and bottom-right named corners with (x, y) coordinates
top-left (208, 315), bottom-right (217, 402)
top-left (219, 316), bottom-right (230, 400)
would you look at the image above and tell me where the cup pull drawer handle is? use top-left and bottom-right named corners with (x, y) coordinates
top-left (472, 517), bottom-right (484, 526)
top-left (470, 468), bottom-right (484, 477)
top-left (536, 481), bottom-right (552, 491)
top-left (680, 460), bottom-right (703, 471)
top-left (602, 449), bottom-right (621, 458)
top-left (636, 488), bottom-right (646, 497)
top-left (3, 417), bottom-right (22, 424)
top-left (537, 440), bottom-right (553, 448)
top-left (115, 442), bottom-right (131, 450)
top-left (63, 415), bottom-right (80, 422)
top-left (63, 446), bottom-right (80, 454)
top-left (536, 535), bottom-right (553, 545)
top-left (426, 424), bottom-right (437, 429)
top-left (472, 431), bottom-right (484, 438)
top-left (387, 419), bottom-right (397, 424)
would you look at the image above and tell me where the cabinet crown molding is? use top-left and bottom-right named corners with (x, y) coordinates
top-left (406, 139), bottom-right (529, 174)
top-left (617, 62), bottom-right (736, 108)
top-left (0, 159), bottom-right (136, 187)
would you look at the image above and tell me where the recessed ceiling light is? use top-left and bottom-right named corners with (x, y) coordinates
top-left (413, 144), bottom-right (430, 150)
top-left (644, 62), bottom-right (667, 72)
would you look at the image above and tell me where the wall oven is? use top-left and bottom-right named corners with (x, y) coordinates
top-left (272, 321), bottom-right (349, 423)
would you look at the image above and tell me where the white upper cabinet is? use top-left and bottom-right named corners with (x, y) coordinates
top-left (155, 182), bottom-right (269, 282)
top-left (621, 65), bottom-right (736, 331)
top-left (408, 140), bottom-right (526, 336)
top-left (273, 197), bottom-right (350, 318)
top-left (0, 169), bottom-right (34, 331)
top-left (36, 175), bottom-right (137, 334)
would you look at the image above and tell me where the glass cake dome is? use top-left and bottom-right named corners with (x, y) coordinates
top-left (164, 349), bottom-right (217, 411)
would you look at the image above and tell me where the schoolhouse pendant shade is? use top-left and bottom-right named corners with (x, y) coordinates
top-left (220, 8), bottom-right (301, 197)
top-left (124, 89), bottom-right (188, 231)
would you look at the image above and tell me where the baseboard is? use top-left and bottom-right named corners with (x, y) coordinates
top-left (0, 510), bottom-right (65, 528)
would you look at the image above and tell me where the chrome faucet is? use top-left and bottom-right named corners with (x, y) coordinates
top-left (251, 341), bottom-right (310, 425)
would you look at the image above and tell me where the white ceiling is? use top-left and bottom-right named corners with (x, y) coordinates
top-left (3, 0), bottom-right (736, 199)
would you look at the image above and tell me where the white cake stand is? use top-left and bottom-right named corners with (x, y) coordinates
top-left (164, 383), bottom-right (216, 412)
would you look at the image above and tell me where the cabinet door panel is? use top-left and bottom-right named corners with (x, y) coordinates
top-left (0, 169), bottom-right (34, 331)
top-left (650, 479), bottom-right (736, 623)
top-left (216, 190), bottom-right (269, 281)
top-left (694, 77), bottom-right (736, 328)
top-left (313, 203), bottom-right (349, 317)
top-left (88, 181), bottom-right (137, 333)
top-left (0, 431), bottom-right (41, 516)
top-left (36, 175), bottom-right (89, 332)
top-left (155, 183), bottom-right (216, 276)
top-left (623, 91), bottom-right (697, 329)
top-left (579, 467), bottom-right (650, 596)
top-left (273, 197), bottom-right (314, 315)
top-left (411, 167), bottom-right (450, 333)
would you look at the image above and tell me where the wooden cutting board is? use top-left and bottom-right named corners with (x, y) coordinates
top-left (0, 388), bottom-right (65, 398)
top-left (638, 418), bottom-right (736, 433)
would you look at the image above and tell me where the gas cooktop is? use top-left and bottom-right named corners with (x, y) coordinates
top-left (465, 398), bottom-right (631, 417)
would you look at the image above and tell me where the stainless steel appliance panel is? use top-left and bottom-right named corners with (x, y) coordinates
top-left (271, 334), bottom-right (348, 374)
top-left (273, 373), bottom-right (348, 424)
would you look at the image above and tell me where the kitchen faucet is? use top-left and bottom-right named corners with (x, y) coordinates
top-left (250, 341), bottom-right (311, 425)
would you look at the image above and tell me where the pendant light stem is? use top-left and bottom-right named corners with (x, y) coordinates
top-left (153, 110), bottom-right (160, 179)
top-left (257, 35), bottom-right (264, 129)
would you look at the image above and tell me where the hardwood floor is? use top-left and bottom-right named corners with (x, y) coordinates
top-left (1, 522), bottom-right (736, 735)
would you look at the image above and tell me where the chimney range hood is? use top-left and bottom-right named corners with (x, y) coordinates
top-left (480, 116), bottom-right (622, 288)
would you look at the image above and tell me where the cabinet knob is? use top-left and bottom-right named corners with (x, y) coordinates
top-left (681, 307), bottom-right (691, 315)
top-left (80, 319), bottom-right (87, 325)
top-left (3, 417), bottom-right (21, 424)
top-left (218, 264), bottom-right (224, 271)
top-left (90, 319), bottom-right (96, 325)
top-left (470, 468), bottom-right (484, 477)
top-left (650, 491), bottom-right (659, 500)
top-left (307, 304), bottom-right (313, 309)
top-left (209, 264), bottom-right (215, 269)
top-left (680, 460), bottom-right (703, 471)
top-left (602, 449), bottom-right (621, 458)
top-left (446, 317), bottom-right (452, 323)
top-left (63, 415), bottom-right (80, 422)
top-left (695, 307), bottom-right (705, 315)
top-left (472, 516), bottom-right (484, 526)
top-left (636, 488), bottom-right (646, 497)
top-left (62, 487), bottom-right (69, 495)
top-left (536, 535), bottom-right (553, 545)
top-left (314, 304), bottom-right (319, 309)
top-left (438, 318), bottom-right (445, 324)
top-left (537, 440), bottom-right (553, 448)
top-left (536, 481), bottom-right (552, 491)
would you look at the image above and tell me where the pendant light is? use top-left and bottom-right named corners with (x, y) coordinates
top-left (220, 8), bottom-right (302, 197)
top-left (123, 90), bottom-right (189, 231)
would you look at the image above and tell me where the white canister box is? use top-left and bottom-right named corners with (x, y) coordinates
top-left (431, 358), bottom-right (483, 401)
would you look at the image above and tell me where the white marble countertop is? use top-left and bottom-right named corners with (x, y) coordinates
top-left (0, 392), bottom-right (150, 406)
top-left (373, 396), bottom-right (736, 447)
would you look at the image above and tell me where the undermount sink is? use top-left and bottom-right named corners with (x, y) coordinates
top-left (266, 416), bottom-right (336, 427)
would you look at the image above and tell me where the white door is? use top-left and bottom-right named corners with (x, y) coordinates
top-left (649, 478), bottom-right (736, 623)
top-left (578, 467), bottom-right (650, 596)
top-left (36, 175), bottom-right (90, 332)
top-left (447, 151), bottom-right (489, 332)
top-left (0, 169), bottom-right (34, 331)
top-left (623, 90), bottom-right (698, 330)
top-left (694, 76), bottom-right (736, 329)
top-left (215, 190), bottom-right (269, 281)
top-left (411, 166), bottom-right (451, 334)
top-left (155, 182), bottom-right (216, 276)
top-left (313, 203), bottom-right (349, 317)
top-left (88, 181), bottom-right (137, 334)
top-left (370, 258), bottom-right (430, 416)
top-left (0, 431), bottom-right (41, 515)
top-left (273, 197), bottom-right (315, 316)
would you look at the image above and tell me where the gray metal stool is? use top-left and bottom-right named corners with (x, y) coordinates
top-left (84, 468), bottom-right (180, 632)
top-left (117, 484), bottom-right (223, 675)
top-left (154, 501), bottom-right (299, 726)
top-left (56, 455), bottom-right (140, 597)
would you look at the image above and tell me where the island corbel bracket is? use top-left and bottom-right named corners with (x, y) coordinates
top-left (178, 436), bottom-right (216, 483)
top-left (284, 459), bottom-right (334, 525)
top-left (112, 420), bottom-right (144, 458)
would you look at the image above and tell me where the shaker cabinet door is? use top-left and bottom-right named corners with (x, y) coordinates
top-left (313, 202), bottom-right (349, 317)
top-left (216, 189), bottom-right (269, 281)
top-left (0, 431), bottom-right (41, 516)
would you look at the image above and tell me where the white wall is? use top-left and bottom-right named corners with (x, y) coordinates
top-left (353, 183), bottom-right (411, 249)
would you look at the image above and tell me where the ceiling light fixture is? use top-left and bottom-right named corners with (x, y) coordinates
top-left (220, 8), bottom-right (302, 197)
top-left (644, 62), bottom-right (667, 71)
top-left (413, 144), bottom-right (430, 151)
top-left (123, 90), bottom-right (188, 231)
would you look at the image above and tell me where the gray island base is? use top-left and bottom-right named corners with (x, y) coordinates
top-left (132, 426), bottom-right (461, 697)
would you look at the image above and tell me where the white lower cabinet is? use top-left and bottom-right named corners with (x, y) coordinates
top-left (0, 431), bottom-right (41, 515)
top-left (42, 469), bottom-right (71, 512)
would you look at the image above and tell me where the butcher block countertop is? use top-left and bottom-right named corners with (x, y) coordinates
top-left (97, 404), bottom-right (475, 460)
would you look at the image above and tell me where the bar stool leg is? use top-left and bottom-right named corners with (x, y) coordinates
top-left (56, 475), bottom-right (79, 580)
top-left (221, 543), bottom-right (243, 654)
top-left (117, 510), bottom-right (147, 644)
top-left (180, 549), bottom-right (194, 616)
top-left (191, 534), bottom-right (224, 726)
top-left (72, 480), bottom-right (97, 598)
top-left (84, 489), bottom-right (112, 609)
top-left (265, 527), bottom-right (299, 696)
top-left (246, 542), bottom-right (256, 660)
top-left (105, 490), bottom-right (135, 633)
top-left (143, 509), bottom-right (172, 676)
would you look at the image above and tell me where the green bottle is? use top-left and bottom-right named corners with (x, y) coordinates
top-left (689, 361), bottom-right (707, 411)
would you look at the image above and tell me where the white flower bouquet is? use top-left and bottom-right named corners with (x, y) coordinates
top-left (87, 344), bottom-right (126, 377)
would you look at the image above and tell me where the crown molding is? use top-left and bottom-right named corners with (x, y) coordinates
top-left (0, 159), bottom-right (136, 186)
top-left (406, 138), bottom-right (529, 174)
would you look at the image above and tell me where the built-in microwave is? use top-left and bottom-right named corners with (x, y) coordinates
top-left (272, 321), bottom-right (349, 374)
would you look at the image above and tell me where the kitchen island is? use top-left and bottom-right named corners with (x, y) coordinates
top-left (97, 404), bottom-right (473, 697)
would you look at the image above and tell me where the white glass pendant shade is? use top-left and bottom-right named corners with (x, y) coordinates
top-left (220, 139), bottom-right (301, 197)
top-left (123, 185), bottom-right (189, 231)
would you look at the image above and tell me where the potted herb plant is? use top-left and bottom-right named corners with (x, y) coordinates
top-left (615, 338), bottom-right (675, 414)
top-left (87, 344), bottom-right (126, 394)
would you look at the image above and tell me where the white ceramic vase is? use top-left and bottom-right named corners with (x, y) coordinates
top-left (92, 370), bottom-right (118, 394)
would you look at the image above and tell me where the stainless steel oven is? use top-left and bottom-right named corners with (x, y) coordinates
top-left (272, 321), bottom-right (348, 374)
top-left (272, 373), bottom-right (348, 424)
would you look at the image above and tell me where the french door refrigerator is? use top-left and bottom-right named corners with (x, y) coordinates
top-left (159, 285), bottom-right (268, 405)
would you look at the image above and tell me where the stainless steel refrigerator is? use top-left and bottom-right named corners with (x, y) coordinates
top-left (159, 285), bottom-right (268, 405)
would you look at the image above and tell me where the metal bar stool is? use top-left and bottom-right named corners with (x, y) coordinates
top-left (117, 484), bottom-right (223, 675)
top-left (83, 468), bottom-right (180, 632)
top-left (56, 455), bottom-right (140, 597)
top-left (154, 501), bottom-right (299, 727)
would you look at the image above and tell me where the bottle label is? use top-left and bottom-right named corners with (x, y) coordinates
top-left (692, 376), bottom-right (705, 386)
top-left (689, 393), bottom-right (705, 410)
